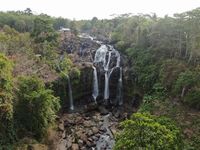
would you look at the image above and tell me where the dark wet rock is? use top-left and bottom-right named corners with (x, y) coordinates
top-left (98, 105), bottom-right (109, 115)
top-left (100, 126), bottom-right (107, 132)
top-left (88, 138), bottom-right (93, 142)
top-left (84, 116), bottom-right (90, 120)
top-left (55, 108), bottom-right (122, 150)
top-left (95, 133), bottom-right (101, 138)
top-left (92, 136), bottom-right (98, 141)
top-left (86, 140), bottom-right (92, 147)
top-left (84, 102), bottom-right (98, 112)
top-left (64, 118), bottom-right (75, 127)
top-left (114, 109), bottom-right (120, 118)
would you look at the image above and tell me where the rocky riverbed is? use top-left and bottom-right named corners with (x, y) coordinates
top-left (50, 105), bottom-right (130, 150)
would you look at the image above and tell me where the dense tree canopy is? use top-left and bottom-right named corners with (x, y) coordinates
top-left (114, 113), bottom-right (182, 150)
top-left (0, 53), bottom-right (14, 146)
top-left (15, 76), bottom-right (60, 140)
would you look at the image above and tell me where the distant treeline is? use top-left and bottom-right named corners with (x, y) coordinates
top-left (0, 8), bottom-right (71, 32)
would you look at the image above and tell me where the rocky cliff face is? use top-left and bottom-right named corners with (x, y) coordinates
top-left (54, 32), bottom-right (136, 110)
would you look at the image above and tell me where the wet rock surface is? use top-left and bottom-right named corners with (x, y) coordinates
top-left (54, 107), bottom-right (128, 150)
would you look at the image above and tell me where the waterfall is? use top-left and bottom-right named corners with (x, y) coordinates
top-left (67, 76), bottom-right (74, 110)
top-left (94, 44), bottom-right (122, 104)
top-left (92, 66), bottom-right (99, 103)
top-left (104, 72), bottom-right (109, 102)
top-left (57, 55), bottom-right (74, 110)
top-left (94, 45), bottom-right (108, 66)
top-left (116, 67), bottom-right (123, 105)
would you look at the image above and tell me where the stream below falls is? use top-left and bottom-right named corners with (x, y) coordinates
top-left (53, 108), bottom-right (129, 150)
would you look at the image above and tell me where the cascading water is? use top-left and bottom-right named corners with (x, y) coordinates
top-left (92, 66), bottom-right (99, 103)
top-left (67, 76), bottom-right (74, 110)
top-left (57, 55), bottom-right (74, 110)
top-left (94, 44), bottom-right (122, 104)
top-left (116, 67), bottom-right (123, 105)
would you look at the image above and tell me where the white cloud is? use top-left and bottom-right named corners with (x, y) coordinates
top-left (0, 0), bottom-right (200, 20)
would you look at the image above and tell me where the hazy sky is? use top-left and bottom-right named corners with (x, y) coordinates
top-left (0, 0), bottom-right (200, 20)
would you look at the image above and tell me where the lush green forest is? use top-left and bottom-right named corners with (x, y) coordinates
top-left (1, 7), bottom-right (200, 150)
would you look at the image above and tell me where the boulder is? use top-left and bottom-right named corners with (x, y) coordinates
top-left (92, 127), bottom-right (99, 134)
top-left (58, 123), bottom-right (64, 131)
top-left (83, 120), bottom-right (94, 127)
top-left (76, 131), bottom-right (87, 142)
top-left (66, 137), bottom-right (73, 149)
top-left (98, 105), bottom-right (109, 115)
top-left (87, 130), bottom-right (94, 136)
top-left (71, 143), bottom-right (79, 150)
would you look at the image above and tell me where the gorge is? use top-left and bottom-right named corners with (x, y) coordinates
top-left (53, 34), bottom-right (130, 150)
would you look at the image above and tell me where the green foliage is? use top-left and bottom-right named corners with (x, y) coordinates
top-left (15, 76), bottom-right (60, 140)
top-left (0, 25), bottom-right (32, 55)
top-left (0, 53), bottom-right (15, 145)
top-left (114, 113), bottom-right (183, 150)
top-left (184, 89), bottom-right (200, 110)
top-left (152, 83), bottom-right (167, 97)
top-left (57, 56), bottom-right (73, 75)
top-left (31, 17), bottom-right (58, 44)
top-left (126, 48), bottom-right (160, 91)
top-left (138, 94), bottom-right (157, 113)
top-left (0, 53), bottom-right (13, 95)
top-left (174, 70), bottom-right (199, 95)
top-left (53, 17), bottom-right (70, 30)
top-left (160, 59), bottom-right (186, 91)
top-left (0, 10), bottom-right (70, 33)
top-left (70, 21), bottom-right (78, 36)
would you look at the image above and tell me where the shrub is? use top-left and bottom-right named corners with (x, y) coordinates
top-left (0, 53), bottom-right (15, 145)
top-left (114, 113), bottom-right (183, 150)
top-left (174, 70), bottom-right (199, 96)
top-left (15, 76), bottom-right (60, 140)
top-left (184, 89), bottom-right (200, 110)
top-left (160, 59), bottom-right (186, 91)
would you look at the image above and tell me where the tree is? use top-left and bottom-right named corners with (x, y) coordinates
top-left (70, 20), bottom-right (78, 36)
top-left (15, 76), bottom-right (60, 140)
top-left (0, 53), bottom-right (15, 146)
top-left (53, 17), bottom-right (70, 30)
top-left (114, 113), bottom-right (183, 150)
top-left (31, 17), bottom-right (58, 43)
top-left (24, 8), bottom-right (32, 15)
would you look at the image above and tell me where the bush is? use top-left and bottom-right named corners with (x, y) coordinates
top-left (160, 59), bottom-right (186, 91)
top-left (138, 94), bottom-right (158, 113)
top-left (15, 76), bottom-right (60, 140)
top-left (114, 113), bottom-right (183, 150)
top-left (174, 70), bottom-right (199, 96)
top-left (184, 89), bottom-right (200, 110)
top-left (0, 53), bottom-right (15, 146)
